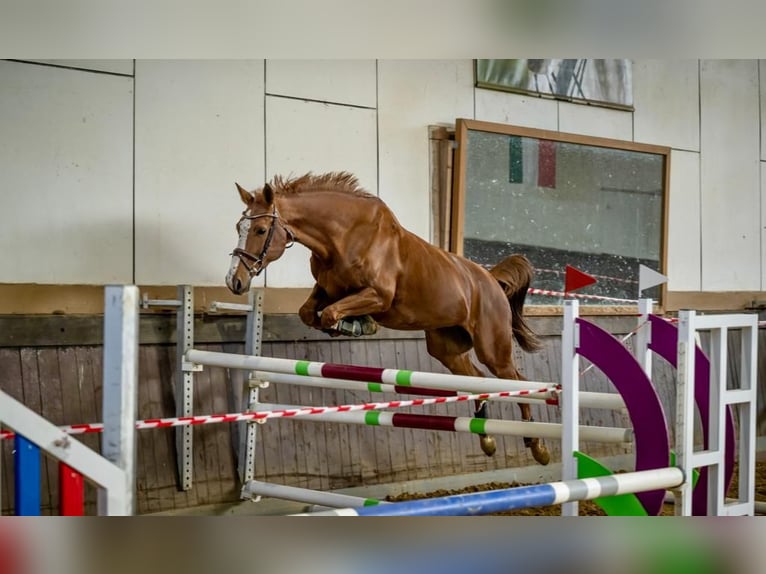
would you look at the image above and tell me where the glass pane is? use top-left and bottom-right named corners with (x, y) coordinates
top-left (462, 130), bottom-right (665, 306)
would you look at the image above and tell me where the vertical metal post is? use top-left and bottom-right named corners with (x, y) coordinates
top-left (707, 326), bottom-right (726, 514)
top-left (674, 310), bottom-right (695, 516)
top-left (239, 288), bottom-right (265, 485)
top-left (176, 285), bottom-right (194, 491)
top-left (635, 298), bottom-right (653, 376)
top-left (560, 299), bottom-right (580, 516)
top-left (734, 318), bottom-right (757, 515)
top-left (100, 284), bottom-right (139, 515)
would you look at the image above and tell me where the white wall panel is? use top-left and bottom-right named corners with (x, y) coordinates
top-left (264, 96), bottom-right (378, 287)
top-left (761, 60), bottom-right (766, 162)
top-left (762, 162), bottom-right (766, 289)
top-left (558, 101), bottom-right (633, 141)
top-left (666, 150), bottom-right (701, 291)
top-left (378, 60), bottom-right (474, 241)
top-left (633, 60), bottom-right (700, 150)
top-left (26, 60), bottom-right (134, 75)
top-left (134, 60), bottom-right (265, 286)
top-left (700, 60), bottom-right (760, 291)
top-left (475, 88), bottom-right (558, 131)
top-left (0, 61), bottom-right (133, 283)
top-left (266, 60), bottom-right (376, 108)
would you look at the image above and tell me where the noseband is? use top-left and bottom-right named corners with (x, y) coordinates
top-left (231, 206), bottom-right (294, 277)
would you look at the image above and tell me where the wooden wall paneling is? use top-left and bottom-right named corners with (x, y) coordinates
top-left (372, 339), bottom-right (403, 481)
top-left (339, 340), bottom-right (380, 484)
top-left (138, 345), bottom-right (173, 512)
top-left (311, 340), bottom-right (342, 491)
top-left (37, 349), bottom-right (64, 514)
top-left (0, 349), bottom-right (23, 514)
top-left (136, 345), bottom-right (162, 513)
top-left (294, 339), bottom-right (324, 491)
top-left (329, 339), bottom-right (363, 487)
top-left (395, 338), bottom-right (429, 481)
top-left (418, 340), bottom-right (466, 476)
top-left (758, 334), bottom-right (766, 437)
top-left (268, 342), bottom-right (299, 486)
top-left (280, 341), bottom-right (308, 487)
top-left (207, 346), bottom-right (239, 502)
top-left (17, 349), bottom-right (43, 513)
top-left (539, 338), bottom-right (563, 464)
top-left (254, 342), bottom-right (283, 485)
top-left (357, 337), bottom-right (384, 484)
top-left (410, 338), bottom-right (452, 478)
top-left (159, 344), bottom-right (198, 511)
top-left (221, 341), bottom-right (245, 470)
top-left (57, 347), bottom-right (98, 513)
top-left (191, 352), bottom-right (218, 504)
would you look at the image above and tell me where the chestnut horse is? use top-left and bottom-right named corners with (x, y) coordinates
top-left (225, 172), bottom-right (549, 465)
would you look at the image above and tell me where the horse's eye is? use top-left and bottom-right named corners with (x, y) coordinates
top-left (256, 227), bottom-right (267, 236)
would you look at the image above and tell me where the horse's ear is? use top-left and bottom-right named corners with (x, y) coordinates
top-left (235, 183), bottom-right (252, 206)
top-left (263, 183), bottom-right (275, 206)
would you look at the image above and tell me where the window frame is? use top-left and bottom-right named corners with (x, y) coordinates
top-left (449, 118), bottom-right (672, 314)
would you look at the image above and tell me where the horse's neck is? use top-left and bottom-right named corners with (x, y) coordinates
top-left (277, 192), bottom-right (351, 261)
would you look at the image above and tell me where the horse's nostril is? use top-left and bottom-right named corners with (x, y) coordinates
top-left (233, 277), bottom-right (242, 292)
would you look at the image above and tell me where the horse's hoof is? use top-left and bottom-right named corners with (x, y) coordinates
top-left (479, 435), bottom-right (496, 457)
top-left (358, 315), bottom-right (378, 335)
top-left (528, 439), bottom-right (550, 466)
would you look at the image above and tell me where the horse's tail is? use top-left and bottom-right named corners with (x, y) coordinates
top-left (488, 254), bottom-right (542, 353)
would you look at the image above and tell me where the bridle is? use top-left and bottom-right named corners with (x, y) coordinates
top-left (231, 205), bottom-right (294, 277)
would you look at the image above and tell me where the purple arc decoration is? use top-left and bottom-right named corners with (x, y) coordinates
top-left (576, 318), bottom-right (670, 516)
top-left (647, 314), bottom-right (735, 516)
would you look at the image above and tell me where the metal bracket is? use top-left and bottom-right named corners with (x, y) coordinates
top-left (140, 292), bottom-right (182, 309)
top-left (182, 361), bottom-right (203, 372)
top-left (248, 375), bottom-right (270, 389)
top-left (248, 401), bottom-right (268, 424)
top-left (208, 301), bottom-right (256, 313)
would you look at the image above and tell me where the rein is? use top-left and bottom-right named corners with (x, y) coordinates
top-left (231, 206), bottom-right (294, 277)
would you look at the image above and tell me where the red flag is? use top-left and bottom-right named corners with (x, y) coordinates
top-left (538, 139), bottom-right (556, 188)
top-left (564, 265), bottom-right (597, 293)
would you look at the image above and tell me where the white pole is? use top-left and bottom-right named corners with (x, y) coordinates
top-left (255, 403), bottom-right (633, 443)
top-left (242, 480), bottom-right (389, 508)
top-left (252, 371), bottom-right (626, 410)
top-left (636, 298), bottom-right (653, 376)
top-left (673, 310), bottom-right (696, 516)
top-left (560, 300), bottom-right (580, 516)
top-left (187, 350), bottom-right (561, 393)
top-left (99, 285), bottom-right (139, 516)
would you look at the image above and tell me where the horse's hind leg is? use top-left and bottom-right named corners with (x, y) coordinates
top-left (473, 331), bottom-right (551, 466)
top-left (425, 328), bottom-right (497, 457)
top-left (511, 375), bottom-right (550, 466)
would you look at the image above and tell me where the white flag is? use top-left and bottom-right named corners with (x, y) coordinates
top-left (638, 264), bottom-right (668, 294)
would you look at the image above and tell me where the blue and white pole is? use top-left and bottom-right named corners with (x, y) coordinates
top-left (293, 467), bottom-right (685, 516)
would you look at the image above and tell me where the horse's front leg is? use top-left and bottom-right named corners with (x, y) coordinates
top-left (298, 284), bottom-right (330, 330)
top-left (318, 287), bottom-right (390, 333)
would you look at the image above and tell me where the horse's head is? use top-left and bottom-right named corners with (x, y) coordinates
top-left (225, 181), bottom-right (294, 295)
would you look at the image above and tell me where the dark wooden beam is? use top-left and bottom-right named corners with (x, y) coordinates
top-left (0, 313), bottom-right (645, 347)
